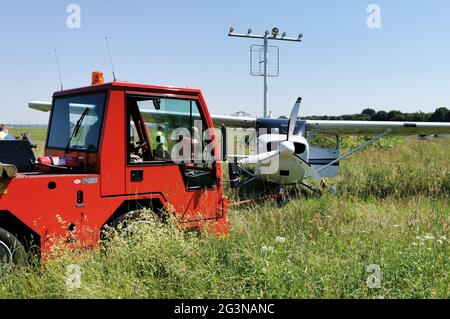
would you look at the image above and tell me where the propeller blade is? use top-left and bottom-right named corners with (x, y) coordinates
top-left (293, 154), bottom-right (326, 189)
top-left (238, 150), bottom-right (279, 165)
top-left (287, 97), bottom-right (302, 141)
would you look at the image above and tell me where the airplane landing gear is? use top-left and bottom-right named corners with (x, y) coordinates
top-left (276, 187), bottom-right (289, 207)
top-left (328, 186), bottom-right (337, 195)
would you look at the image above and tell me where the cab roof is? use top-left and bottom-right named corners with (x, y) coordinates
top-left (53, 81), bottom-right (202, 98)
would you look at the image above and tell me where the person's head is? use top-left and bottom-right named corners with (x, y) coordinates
top-left (158, 125), bottom-right (165, 132)
top-left (0, 124), bottom-right (8, 134)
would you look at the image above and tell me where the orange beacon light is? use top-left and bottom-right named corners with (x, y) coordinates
top-left (91, 71), bottom-right (104, 85)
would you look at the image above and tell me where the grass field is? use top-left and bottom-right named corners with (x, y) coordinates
top-left (0, 129), bottom-right (449, 298)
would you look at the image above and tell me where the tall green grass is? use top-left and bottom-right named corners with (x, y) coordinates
top-left (0, 131), bottom-right (448, 298)
top-left (0, 195), bottom-right (448, 298)
top-left (334, 137), bottom-right (450, 198)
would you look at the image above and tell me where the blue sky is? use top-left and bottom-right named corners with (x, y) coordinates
top-left (1, 0), bottom-right (450, 123)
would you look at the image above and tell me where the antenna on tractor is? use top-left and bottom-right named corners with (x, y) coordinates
top-left (105, 36), bottom-right (117, 81)
top-left (54, 49), bottom-right (64, 91)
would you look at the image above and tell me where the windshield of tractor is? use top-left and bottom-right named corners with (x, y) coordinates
top-left (47, 92), bottom-right (107, 152)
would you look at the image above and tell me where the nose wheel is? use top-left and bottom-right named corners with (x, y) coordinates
top-left (276, 187), bottom-right (289, 207)
top-left (328, 186), bottom-right (337, 195)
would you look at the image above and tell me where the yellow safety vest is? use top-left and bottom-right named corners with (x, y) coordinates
top-left (156, 131), bottom-right (168, 151)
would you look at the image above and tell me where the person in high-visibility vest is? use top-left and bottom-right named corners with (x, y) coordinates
top-left (154, 125), bottom-right (169, 160)
top-left (0, 124), bottom-right (10, 140)
top-left (156, 125), bottom-right (168, 151)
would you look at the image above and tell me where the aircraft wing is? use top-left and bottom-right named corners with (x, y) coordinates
top-left (28, 101), bottom-right (257, 128)
top-left (135, 110), bottom-right (257, 129)
top-left (30, 101), bottom-right (450, 135)
top-left (209, 114), bottom-right (256, 128)
top-left (29, 101), bottom-right (52, 112)
top-left (306, 120), bottom-right (450, 136)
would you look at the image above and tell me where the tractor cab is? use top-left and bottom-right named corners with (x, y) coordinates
top-left (42, 73), bottom-right (226, 220)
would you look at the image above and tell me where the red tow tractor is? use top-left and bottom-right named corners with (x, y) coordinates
top-left (0, 73), bottom-right (228, 265)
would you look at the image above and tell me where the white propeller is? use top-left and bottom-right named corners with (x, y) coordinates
top-left (287, 97), bottom-right (302, 141)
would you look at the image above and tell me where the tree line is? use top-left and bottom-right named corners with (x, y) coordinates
top-left (299, 107), bottom-right (450, 122)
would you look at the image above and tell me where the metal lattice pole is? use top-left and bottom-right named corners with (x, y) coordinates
top-left (263, 36), bottom-right (268, 118)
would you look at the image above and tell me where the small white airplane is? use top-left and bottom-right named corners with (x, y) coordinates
top-left (217, 98), bottom-right (450, 194)
top-left (229, 98), bottom-right (327, 191)
top-left (29, 98), bottom-right (450, 195)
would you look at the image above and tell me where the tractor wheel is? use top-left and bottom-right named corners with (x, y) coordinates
top-left (0, 227), bottom-right (28, 272)
top-left (102, 209), bottom-right (163, 241)
top-left (112, 209), bottom-right (162, 229)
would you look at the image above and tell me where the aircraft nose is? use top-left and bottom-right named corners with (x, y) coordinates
top-left (280, 141), bottom-right (295, 156)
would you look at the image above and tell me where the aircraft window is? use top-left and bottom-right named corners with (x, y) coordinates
top-left (266, 142), bottom-right (279, 152)
top-left (271, 127), bottom-right (280, 134)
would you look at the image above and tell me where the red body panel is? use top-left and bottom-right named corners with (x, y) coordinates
top-left (0, 82), bottom-right (228, 255)
top-left (100, 89), bottom-right (126, 196)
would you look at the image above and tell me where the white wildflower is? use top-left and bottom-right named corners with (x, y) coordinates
top-left (276, 236), bottom-right (286, 243)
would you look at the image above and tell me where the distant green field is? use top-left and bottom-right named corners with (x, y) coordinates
top-left (0, 132), bottom-right (449, 298)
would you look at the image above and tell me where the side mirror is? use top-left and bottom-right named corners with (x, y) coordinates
top-left (153, 98), bottom-right (161, 110)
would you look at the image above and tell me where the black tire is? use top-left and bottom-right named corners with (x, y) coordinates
top-left (101, 209), bottom-right (162, 242)
top-left (0, 227), bottom-right (28, 269)
top-left (110, 210), bottom-right (144, 229)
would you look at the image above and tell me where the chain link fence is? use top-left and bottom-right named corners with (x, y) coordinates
top-left (4, 124), bottom-right (47, 129)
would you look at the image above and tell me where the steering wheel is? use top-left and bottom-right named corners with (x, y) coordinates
top-left (132, 140), bottom-right (148, 153)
